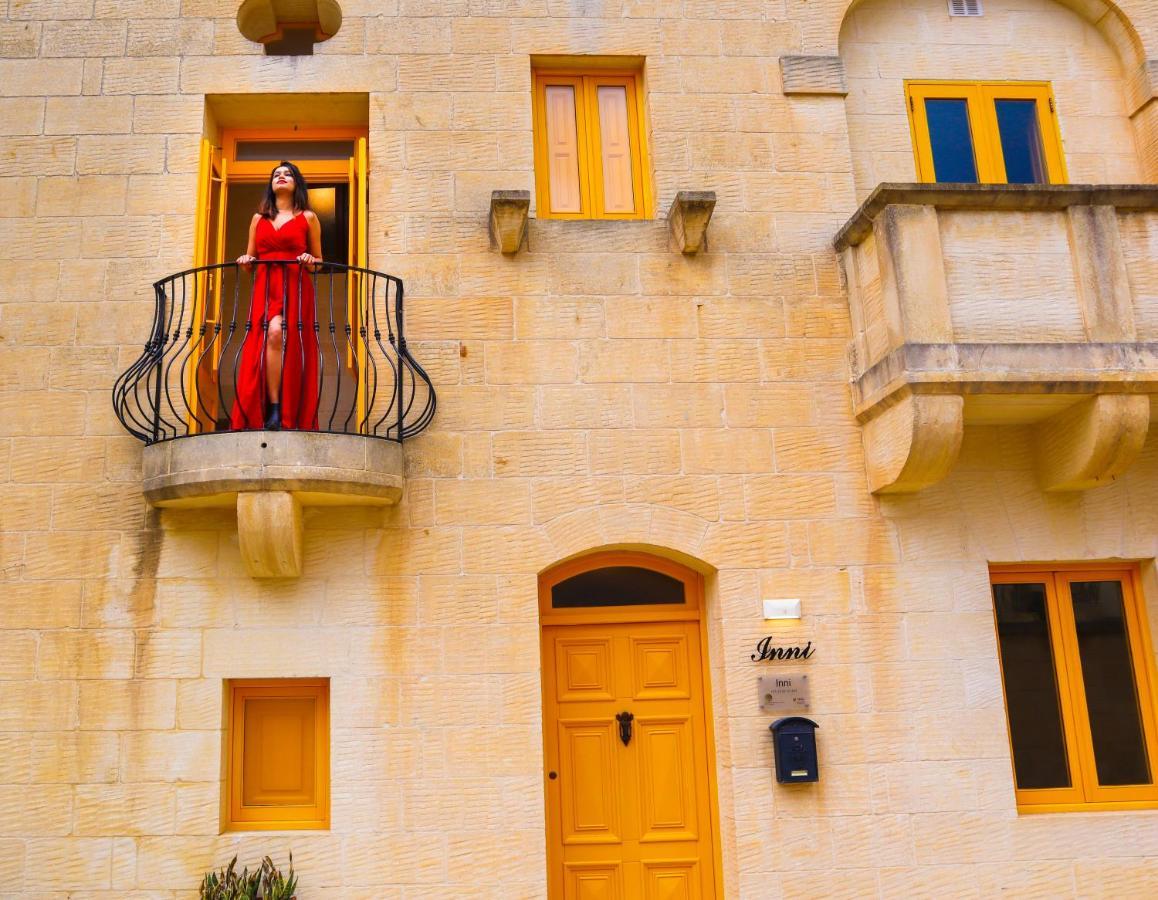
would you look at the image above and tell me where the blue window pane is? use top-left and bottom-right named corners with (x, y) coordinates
top-left (995, 99), bottom-right (1047, 184)
top-left (925, 98), bottom-right (978, 183)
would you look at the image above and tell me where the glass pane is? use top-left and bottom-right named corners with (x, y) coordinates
top-left (1070, 580), bottom-right (1151, 786)
top-left (552, 566), bottom-right (685, 608)
top-left (994, 99), bottom-right (1047, 184)
top-left (544, 85), bottom-right (582, 214)
top-left (235, 140), bottom-right (356, 161)
top-left (596, 85), bottom-right (635, 214)
top-left (924, 98), bottom-right (979, 183)
top-left (993, 582), bottom-right (1071, 789)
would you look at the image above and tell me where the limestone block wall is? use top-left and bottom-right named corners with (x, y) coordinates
top-left (841, 0), bottom-right (1145, 198)
top-left (0, 0), bottom-right (1157, 897)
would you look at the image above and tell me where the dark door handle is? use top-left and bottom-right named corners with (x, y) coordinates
top-left (615, 711), bottom-right (634, 746)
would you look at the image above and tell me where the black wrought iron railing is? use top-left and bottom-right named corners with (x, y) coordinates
top-left (113, 261), bottom-right (436, 445)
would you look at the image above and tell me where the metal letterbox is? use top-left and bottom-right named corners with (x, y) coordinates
top-left (769, 716), bottom-right (819, 783)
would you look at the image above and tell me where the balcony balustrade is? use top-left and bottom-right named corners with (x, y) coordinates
top-left (113, 261), bottom-right (436, 576)
top-left (835, 183), bottom-right (1158, 494)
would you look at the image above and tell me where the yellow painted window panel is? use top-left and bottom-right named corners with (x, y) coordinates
top-left (533, 68), bottom-right (650, 220)
top-left (905, 80), bottom-right (1066, 185)
top-left (227, 679), bottom-right (330, 831)
top-left (593, 83), bottom-right (636, 215)
top-left (544, 82), bottom-right (585, 215)
top-left (990, 566), bottom-right (1158, 812)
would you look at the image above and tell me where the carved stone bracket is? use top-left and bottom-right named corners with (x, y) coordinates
top-left (862, 393), bottom-right (964, 494)
top-left (237, 0), bottom-right (342, 44)
top-left (490, 190), bottom-right (531, 254)
top-left (1035, 394), bottom-right (1151, 492)
top-left (668, 191), bottom-right (716, 254)
top-left (237, 491), bottom-right (304, 578)
top-left (143, 432), bottom-right (403, 578)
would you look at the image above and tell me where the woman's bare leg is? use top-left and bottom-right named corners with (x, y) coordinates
top-left (265, 315), bottom-right (284, 401)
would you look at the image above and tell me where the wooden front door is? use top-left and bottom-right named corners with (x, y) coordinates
top-left (542, 619), bottom-right (717, 899)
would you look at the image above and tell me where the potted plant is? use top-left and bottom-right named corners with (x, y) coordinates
top-left (200, 854), bottom-right (296, 900)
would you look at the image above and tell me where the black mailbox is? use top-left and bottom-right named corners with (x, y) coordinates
top-left (769, 716), bottom-right (819, 783)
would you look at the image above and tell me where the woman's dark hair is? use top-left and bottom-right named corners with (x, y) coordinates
top-left (258, 160), bottom-right (311, 218)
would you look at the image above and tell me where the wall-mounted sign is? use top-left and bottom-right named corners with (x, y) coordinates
top-left (759, 674), bottom-right (810, 712)
top-left (750, 636), bottom-right (815, 662)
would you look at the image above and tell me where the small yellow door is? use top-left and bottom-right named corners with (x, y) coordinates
top-left (543, 620), bottom-right (717, 899)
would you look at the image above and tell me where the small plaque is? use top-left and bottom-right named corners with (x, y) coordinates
top-left (758, 674), bottom-right (810, 712)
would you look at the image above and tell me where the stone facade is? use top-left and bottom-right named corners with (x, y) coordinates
top-left (2, 0), bottom-right (1158, 897)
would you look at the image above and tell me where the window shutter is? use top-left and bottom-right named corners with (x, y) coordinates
top-left (594, 84), bottom-right (636, 214)
top-left (544, 84), bottom-right (583, 214)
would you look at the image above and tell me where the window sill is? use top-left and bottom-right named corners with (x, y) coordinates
top-left (1018, 800), bottom-right (1158, 814)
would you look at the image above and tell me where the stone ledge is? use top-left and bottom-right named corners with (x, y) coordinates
top-left (142, 432), bottom-right (403, 577)
top-left (779, 55), bottom-right (848, 96)
top-left (852, 342), bottom-right (1158, 420)
top-left (143, 431), bottom-right (403, 507)
top-left (834, 183), bottom-right (1158, 251)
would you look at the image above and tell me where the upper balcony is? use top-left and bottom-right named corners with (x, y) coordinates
top-left (835, 183), bottom-right (1158, 494)
top-left (113, 260), bottom-right (435, 576)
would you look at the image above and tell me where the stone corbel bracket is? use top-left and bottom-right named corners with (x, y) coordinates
top-left (143, 432), bottom-right (403, 578)
top-left (1035, 394), bottom-right (1151, 491)
top-left (237, 0), bottom-right (343, 43)
top-left (668, 191), bottom-right (717, 254)
top-left (490, 190), bottom-right (531, 254)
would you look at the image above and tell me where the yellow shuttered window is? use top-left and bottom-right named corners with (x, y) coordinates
top-left (226, 679), bottom-right (330, 831)
top-left (533, 68), bottom-right (651, 220)
top-left (905, 80), bottom-right (1067, 184)
top-left (990, 565), bottom-right (1158, 812)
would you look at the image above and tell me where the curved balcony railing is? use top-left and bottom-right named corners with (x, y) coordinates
top-left (113, 261), bottom-right (436, 445)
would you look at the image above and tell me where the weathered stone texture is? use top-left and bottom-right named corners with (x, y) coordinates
top-left (1, 0), bottom-right (1157, 895)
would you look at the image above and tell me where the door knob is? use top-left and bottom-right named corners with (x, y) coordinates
top-left (615, 711), bottom-right (634, 746)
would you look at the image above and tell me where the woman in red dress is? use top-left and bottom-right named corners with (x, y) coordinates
top-left (231, 161), bottom-right (322, 431)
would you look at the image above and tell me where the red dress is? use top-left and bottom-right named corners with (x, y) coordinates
top-left (230, 213), bottom-right (320, 431)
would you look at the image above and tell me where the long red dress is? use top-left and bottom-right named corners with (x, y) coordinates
top-left (230, 212), bottom-right (320, 431)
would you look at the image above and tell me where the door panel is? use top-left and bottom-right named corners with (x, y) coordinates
top-left (544, 621), bottom-right (716, 900)
top-left (636, 717), bottom-right (697, 841)
top-left (567, 864), bottom-right (624, 900)
top-left (630, 635), bottom-right (691, 700)
top-left (557, 638), bottom-right (616, 702)
top-left (643, 862), bottom-right (699, 900)
top-left (560, 719), bottom-right (623, 843)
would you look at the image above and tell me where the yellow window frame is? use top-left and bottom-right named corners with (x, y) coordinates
top-left (532, 68), bottom-right (652, 220)
top-left (225, 678), bottom-right (331, 831)
top-left (990, 564), bottom-right (1158, 812)
top-left (905, 80), bottom-right (1067, 184)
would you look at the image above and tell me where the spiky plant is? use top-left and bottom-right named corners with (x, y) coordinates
top-left (199, 856), bottom-right (261, 900)
top-left (260, 853), bottom-right (298, 900)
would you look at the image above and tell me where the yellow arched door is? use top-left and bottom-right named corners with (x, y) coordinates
top-left (540, 553), bottom-right (721, 899)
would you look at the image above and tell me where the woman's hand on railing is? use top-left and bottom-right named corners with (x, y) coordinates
top-left (297, 252), bottom-right (321, 272)
top-left (236, 254), bottom-right (255, 272)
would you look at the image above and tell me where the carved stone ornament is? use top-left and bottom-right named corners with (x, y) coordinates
top-left (237, 0), bottom-right (343, 45)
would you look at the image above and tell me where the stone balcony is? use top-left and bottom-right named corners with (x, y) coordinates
top-left (114, 261), bottom-right (435, 577)
top-left (834, 184), bottom-right (1158, 494)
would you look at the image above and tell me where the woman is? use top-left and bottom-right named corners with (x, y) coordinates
top-left (231, 161), bottom-right (322, 431)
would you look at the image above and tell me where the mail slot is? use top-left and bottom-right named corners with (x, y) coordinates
top-left (769, 716), bottom-right (819, 783)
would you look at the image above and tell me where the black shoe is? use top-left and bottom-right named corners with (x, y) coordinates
top-left (265, 402), bottom-right (282, 430)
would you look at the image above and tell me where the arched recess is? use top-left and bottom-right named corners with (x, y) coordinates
top-left (537, 549), bottom-right (728, 900)
top-left (833, 0), bottom-right (1158, 191)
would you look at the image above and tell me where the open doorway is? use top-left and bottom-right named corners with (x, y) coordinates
top-left (190, 124), bottom-right (368, 432)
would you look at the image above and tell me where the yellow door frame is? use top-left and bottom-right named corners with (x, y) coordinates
top-left (188, 125), bottom-right (369, 431)
top-left (538, 551), bottom-right (725, 898)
